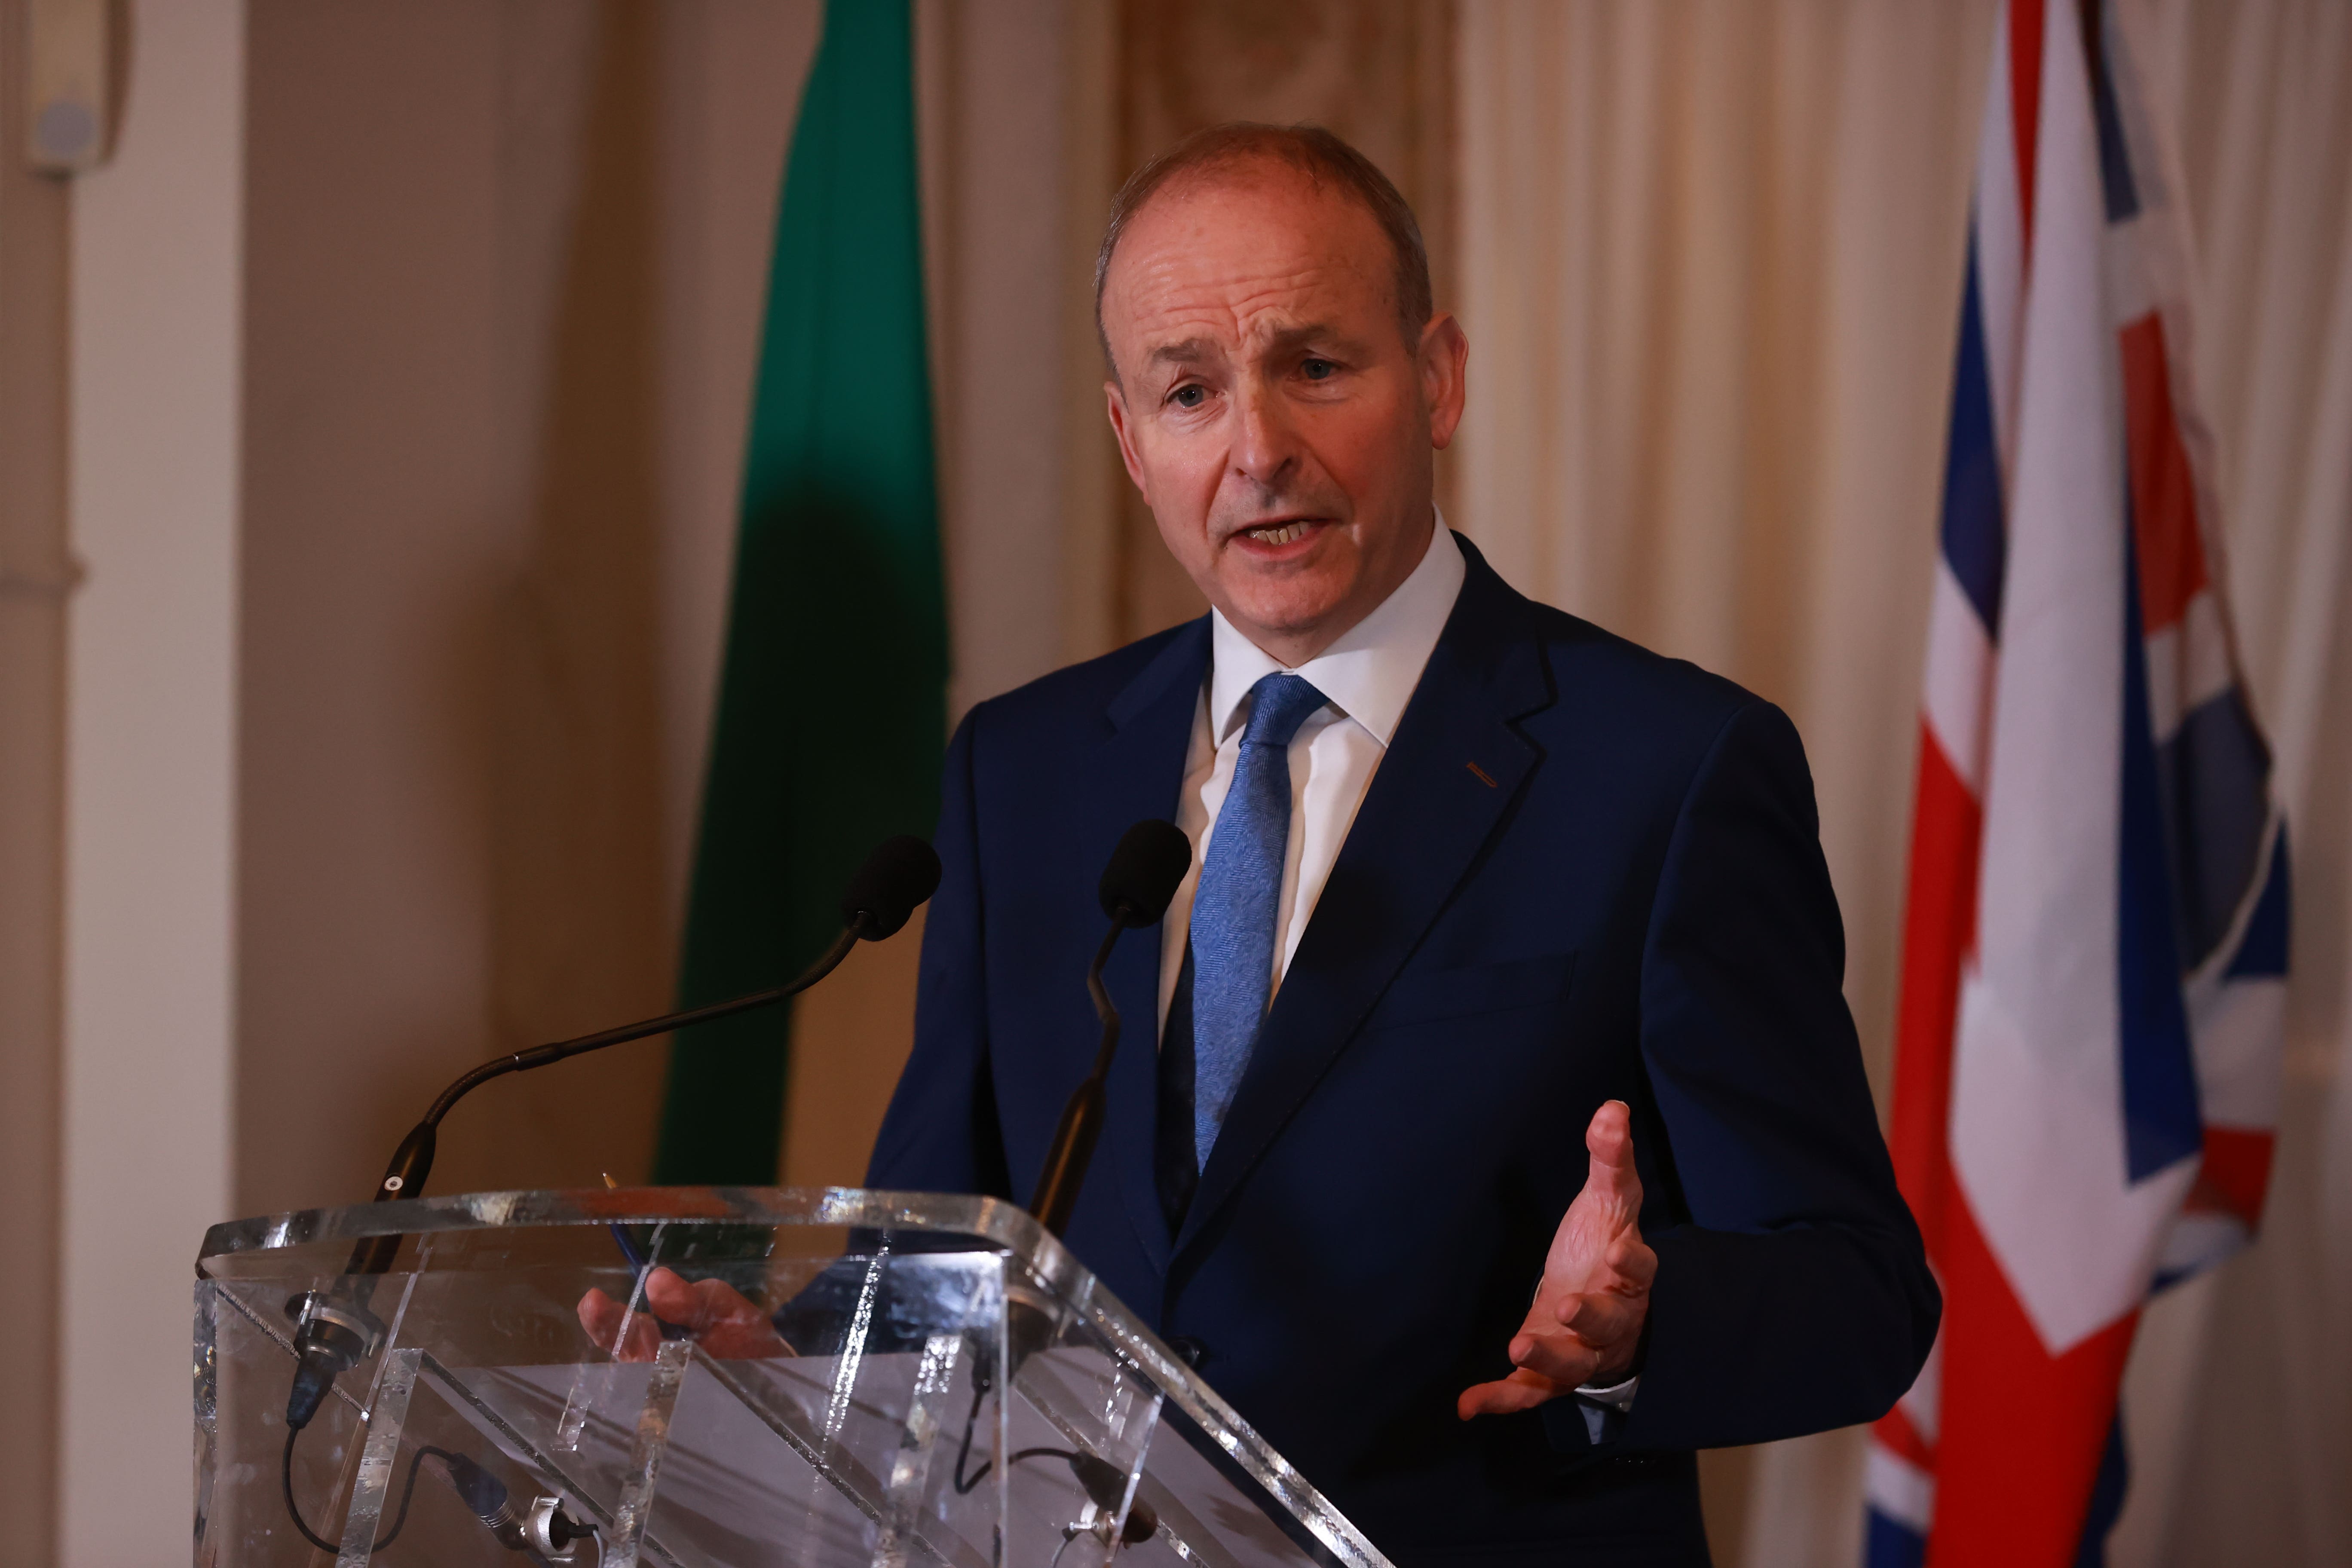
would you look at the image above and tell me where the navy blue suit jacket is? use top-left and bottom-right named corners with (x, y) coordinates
top-left (867, 539), bottom-right (1938, 1565)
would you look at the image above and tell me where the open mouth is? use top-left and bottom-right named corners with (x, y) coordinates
top-left (1236, 518), bottom-right (1326, 548)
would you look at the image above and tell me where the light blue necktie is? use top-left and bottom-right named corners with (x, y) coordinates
top-left (1188, 671), bottom-right (1329, 1169)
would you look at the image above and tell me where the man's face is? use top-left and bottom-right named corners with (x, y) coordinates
top-left (1100, 166), bottom-right (1467, 665)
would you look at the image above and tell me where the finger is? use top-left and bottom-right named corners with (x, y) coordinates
top-left (1510, 1298), bottom-right (1561, 1343)
top-left (693, 1275), bottom-right (754, 1318)
top-left (592, 1307), bottom-right (658, 1363)
top-left (1456, 1367), bottom-right (1562, 1421)
top-left (641, 1266), bottom-right (702, 1324)
top-left (1508, 1328), bottom-right (1603, 1389)
top-left (1554, 1289), bottom-right (1643, 1348)
top-left (577, 1288), bottom-right (623, 1347)
top-left (1584, 1100), bottom-right (1643, 1211)
top-left (704, 1316), bottom-right (792, 1360)
top-left (1604, 1231), bottom-right (1658, 1290)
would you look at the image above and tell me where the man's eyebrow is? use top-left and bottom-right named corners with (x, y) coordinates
top-left (1144, 324), bottom-right (1359, 370)
top-left (1260, 322), bottom-right (1349, 354)
top-left (1146, 337), bottom-right (1216, 368)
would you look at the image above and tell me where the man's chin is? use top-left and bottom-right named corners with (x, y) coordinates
top-left (1216, 577), bottom-right (1358, 650)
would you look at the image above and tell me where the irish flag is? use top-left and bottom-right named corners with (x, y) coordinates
top-left (1865, 2), bottom-right (2289, 1563)
top-left (654, 0), bottom-right (947, 1184)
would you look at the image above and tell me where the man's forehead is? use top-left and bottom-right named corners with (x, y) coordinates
top-left (1127, 282), bottom-right (1348, 358)
top-left (1106, 176), bottom-right (1386, 361)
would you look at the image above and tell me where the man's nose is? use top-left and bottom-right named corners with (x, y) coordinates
top-left (1228, 383), bottom-right (1301, 488)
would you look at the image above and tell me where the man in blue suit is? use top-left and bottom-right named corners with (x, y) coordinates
top-left (864, 123), bottom-right (1937, 1564)
top-left (606, 123), bottom-right (1937, 1564)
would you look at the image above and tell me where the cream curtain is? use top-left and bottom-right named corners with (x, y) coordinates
top-left (1455, 2), bottom-right (2352, 1563)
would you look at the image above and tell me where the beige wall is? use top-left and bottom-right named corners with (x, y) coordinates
top-left (54, 3), bottom-right (247, 1560)
top-left (8, 5), bottom-right (1041, 1547)
top-left (235, 0), bottom-right (816, 1217)
top-left (0, 0), bottom-right (71, 1557)
top-left (233, 0), bottom-right (1113, 1212)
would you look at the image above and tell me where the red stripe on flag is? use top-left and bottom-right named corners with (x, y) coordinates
top-left (1888, 723), bottom-right (1981, 1259)
top-left (2189, 1126), bottom-right (2276, 1227)
top-left (2011, 0), bottom-right (2046, 254)
top-left (1874, 1403), bottom-right (1938, 1470)
top-left (1929, 1193), bottom-right (2138, 1567)
top-left (2121, 313), bottom-right (2211, 633)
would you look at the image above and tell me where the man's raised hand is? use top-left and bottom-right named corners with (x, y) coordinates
top-left (576, 1267), bottom-right (790, 1362)
top-left (1458, 1099), bottom-right (1656, 1420)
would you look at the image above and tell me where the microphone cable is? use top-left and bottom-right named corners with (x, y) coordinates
top-left (282, 1434), bottom-right (458, 1555)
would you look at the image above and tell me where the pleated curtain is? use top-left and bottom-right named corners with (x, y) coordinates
top-left (1454, 3), bottom-right (2352, 1562)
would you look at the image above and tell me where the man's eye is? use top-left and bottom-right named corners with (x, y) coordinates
top-left (1170, 384), bottom-right (1207, 409)
top-left (1301, 358), bottom-right (1338, 381)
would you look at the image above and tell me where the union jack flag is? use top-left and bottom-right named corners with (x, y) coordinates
top-left (1864, 3), bottom-right (2289, 1563)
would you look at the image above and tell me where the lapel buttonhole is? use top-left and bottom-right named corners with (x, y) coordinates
top-left (1465, 760), bottom-right (1498, 789)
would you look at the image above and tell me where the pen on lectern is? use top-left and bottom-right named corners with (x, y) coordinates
top-left (601, 1172), bottom-right (693, 1341)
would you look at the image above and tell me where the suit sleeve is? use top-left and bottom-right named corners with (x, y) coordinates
top-left (1604, 698), bottom-right (1939, 1451)
top-left (864, 706), bottom-right (1011, 1198)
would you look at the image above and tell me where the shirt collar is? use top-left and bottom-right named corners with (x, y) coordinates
top-left (1207, 512), bottom-right (1466, 748)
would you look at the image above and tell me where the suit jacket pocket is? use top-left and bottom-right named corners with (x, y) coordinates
top-left (1364, 952), bottom-right (1579, 1030)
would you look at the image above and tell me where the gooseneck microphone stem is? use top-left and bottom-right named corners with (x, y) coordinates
top-left (282, 919), bottom-right (879, 1437)
top-left (287, 828), bottom-right (942, 1441)
top-left (1028, 915), bottom-right (1133, 1237)
top-left (279, 834), bottom-right (942, 1568)
top-left (335, 832), bottom-right (937, 1260)
top-left (337, 919), bottom-right (870, 1283)
top-left (1025, 816), bottom-right (1194, 1240)
top-left (421, 925), bottom-right (863, 1133)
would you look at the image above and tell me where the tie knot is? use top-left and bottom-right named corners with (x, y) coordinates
top-left (1240, 672), bottom-right (1329, 750)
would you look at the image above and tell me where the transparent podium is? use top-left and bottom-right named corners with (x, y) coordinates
top-left (196, 1187), bottom-right (1389, 1568)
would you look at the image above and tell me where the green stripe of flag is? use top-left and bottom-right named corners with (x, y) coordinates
top-left (654, 0), bottom-right (946, 1185)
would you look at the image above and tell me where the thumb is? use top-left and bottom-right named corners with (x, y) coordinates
top-left (1583, 1100), bottom-right (1640, 1210)
top-left (641, 1266), bottom-right (698, 1322)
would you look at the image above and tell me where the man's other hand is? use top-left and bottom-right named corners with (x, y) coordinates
top-left (576, 1266), bottom-right (791, 1362)
top-left (1458, 1099), bottom-right (1656, 1419)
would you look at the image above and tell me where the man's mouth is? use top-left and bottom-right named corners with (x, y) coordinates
top-left (1237, 518), bottom-right (1323, 547)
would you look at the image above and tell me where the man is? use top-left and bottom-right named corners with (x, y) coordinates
top-left (605, 124), bottom-right (1937, 1563)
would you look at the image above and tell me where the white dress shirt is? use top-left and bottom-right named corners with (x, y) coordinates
top-left (1155, 517), bottom-right (1467, 1035)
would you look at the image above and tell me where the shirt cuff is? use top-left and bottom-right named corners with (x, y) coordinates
top-left (1572, 1372), bottom-right (1639, 1444)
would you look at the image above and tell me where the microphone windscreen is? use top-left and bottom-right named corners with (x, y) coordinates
top-left (1099, 820), bottom-right (1193, 925)
top-left (842, 835), bottom-right (943, 939)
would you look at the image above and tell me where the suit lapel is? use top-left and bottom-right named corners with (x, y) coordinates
top-left (1173, 547), bottom-right (1555, 1259)
top-left (1090, 618), bottom-right (1210, 1280)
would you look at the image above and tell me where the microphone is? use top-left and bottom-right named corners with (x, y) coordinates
top-left (840, 834), bottom-right (941, 938)
top-left (995, 825), bottom-right (1187, 1481)
top-left (282, 834), bottom-right (942, 1432)
top-left (1027, 820), bottom-right (1191, 1237)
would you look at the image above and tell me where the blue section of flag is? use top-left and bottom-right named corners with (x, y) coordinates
top-left (2086, 4), bottom-right (2141, 223)
top-left (2226, 833), bottom-right (2291, 978)
top-left (2070, 1415), bottom-right (2132, 1568)
top-left (1941, 242), bottom-right (2007, 636)
top-left (2118, 521), bottom-right (2204, 1181)
top-left (1865, 1508), bottom-right (1927, 1568)
top-left (2157, 686), bottom-right (2275, 969)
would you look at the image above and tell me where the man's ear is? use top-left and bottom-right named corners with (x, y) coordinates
top-left (1419, 312), bottom-right (1469, 452)
top-left (1105, 381), bottom-right (1151, 498)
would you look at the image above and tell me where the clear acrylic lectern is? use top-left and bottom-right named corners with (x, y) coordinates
top-left (196, 1188), bottom-right (1390, 1568)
